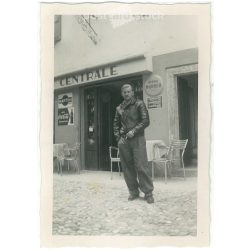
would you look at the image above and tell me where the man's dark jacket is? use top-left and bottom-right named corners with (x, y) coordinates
top-left (113, 97), bottom-right (150, 142)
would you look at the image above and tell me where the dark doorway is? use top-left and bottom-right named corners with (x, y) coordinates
top-left (84, 88), bottom-right (98, 170)
top-left (177, 73), bottom-right (198, 167)
top-left (83, 76), bottom-right (143, 171)
top-left (98, 84), bottom-right (123, 171)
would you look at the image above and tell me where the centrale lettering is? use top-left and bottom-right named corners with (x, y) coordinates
top-left (59, 65), bottom-right (118, 87)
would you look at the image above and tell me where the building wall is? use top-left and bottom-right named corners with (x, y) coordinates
top-left (54, 87), bottom-right (80, 147)
top-left (54, 15), bottom-right (198, 173)
top-left (55, 15), bottom-right (197, 76)
top-left (144, 48), bottom-right (198, 146)
top-left (54, 48), bottom-right (198, 171)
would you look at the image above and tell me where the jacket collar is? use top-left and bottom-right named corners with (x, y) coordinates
top-left (120, 96), bottom-right (137, 109)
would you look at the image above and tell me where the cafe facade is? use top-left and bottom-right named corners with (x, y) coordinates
top-left (54, 15), bottom-right (198, 172)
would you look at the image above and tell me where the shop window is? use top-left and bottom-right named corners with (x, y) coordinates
top-left (54, 15), bottom-right (61, 44)
top-left (131, 78), bottom-right (143, 99)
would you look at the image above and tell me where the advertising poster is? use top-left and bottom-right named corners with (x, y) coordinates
top-left (58, 93), bottom-right (73, 109)
top-left (58, 107), bottom-right (74, 126)
top-left (145, 75), bottom-right (163, 96)
top-left (147, 96), bottom-right (162, 109)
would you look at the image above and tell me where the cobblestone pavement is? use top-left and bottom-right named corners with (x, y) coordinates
top-left (53, 171), bottom-right (197, 236)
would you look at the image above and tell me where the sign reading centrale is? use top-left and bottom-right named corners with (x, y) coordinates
top-left (54, 55), bottom-right (153, 90)
top-left (56, 65), bottom-right (118, 89)
top-left (145, 75), bottom-right (163, 96)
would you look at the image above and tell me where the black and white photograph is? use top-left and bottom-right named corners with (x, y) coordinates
top-left (40, 3), bottom-right (211, 247)
top-left (4, 1), bottom-right (250, 250)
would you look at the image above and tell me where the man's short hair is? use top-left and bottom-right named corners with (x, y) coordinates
top-left (121, 83), bottom-right (134, 92)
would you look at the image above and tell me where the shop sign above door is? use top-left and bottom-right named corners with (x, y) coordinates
top-left (145, 74), bottom-right (163, 96)
top-left (55, 65), bottom-right (118, 89)
top-left (54, 54), bottom-right (153, 90)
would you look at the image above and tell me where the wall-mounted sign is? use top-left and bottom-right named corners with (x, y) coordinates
top-left (145, 75), bottom-right (163, 96)
top-left (58, 93), bottom-right (73, 109)
top-left (58, 107), bottom-right (74, 126)
top-left (147, 96), bottom-right (162, 109)
top-left (54, 55), bottom-right (153, 90)
top-left (55, 65), bottom-right (118, 89)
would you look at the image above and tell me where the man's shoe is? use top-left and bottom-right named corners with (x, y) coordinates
top-left (128, 194), bottom-right (139, 201)
top-left (146, 196), bottom-right (154, 204)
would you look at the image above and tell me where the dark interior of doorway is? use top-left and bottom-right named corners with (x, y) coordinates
top-left (177, 73), bottom-right (198, 167)
top-left (99, 79), bottom-right (143, 171)
top-left (84, 77), bottom-right (143, 172)
top-left (98, 83), bottom-right (123, 172)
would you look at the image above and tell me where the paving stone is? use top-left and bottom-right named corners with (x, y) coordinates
top-left (52, 172), bottom-right (197, 236)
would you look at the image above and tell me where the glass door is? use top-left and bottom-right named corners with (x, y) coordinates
top-left (83, 76), bottom-right (143, 171)
top-left (84, 88), bottom-right (98, 170)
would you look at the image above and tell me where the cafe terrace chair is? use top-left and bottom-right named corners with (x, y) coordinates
top-left (109, 146), bottom-right (121, 180)
top-left (64, 142), bottom-right (81, 174)
top-left (169, 139), bottom-right (188, 179)
top-left (57, 152), bottom-right (65, 176)
top-left (151, 144), bottom-right (170, 183)
top-left (152, 139), bottom-right (188, 182)
top-left (53, 143), bottom-right (68, 175)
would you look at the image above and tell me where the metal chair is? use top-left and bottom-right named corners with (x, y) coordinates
top-left (152, 139), bottom-right (188, 182)
top-left (64, 142), bottom-right (81, 174)
top-left (152, 144), bottom-right (170, 183)
top-left (57, 152), bottom-right (65, 176)
top-left (53, 143), bottom-right (68, 175)
top-left (109, 146), bottom-right (121, 179)
top-left (169, 139), bottom-right (188, 179)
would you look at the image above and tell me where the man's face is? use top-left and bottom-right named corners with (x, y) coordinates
top-left (121, 86), bottom-right (134, 101)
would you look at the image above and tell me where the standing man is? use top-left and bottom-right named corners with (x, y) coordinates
top-left (113, 83), bottom-right (154, 204)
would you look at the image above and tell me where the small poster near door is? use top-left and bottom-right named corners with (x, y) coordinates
top-left (58, 107), bottom-right (74, 126)
top-left (147, 96), bottom-right (162, 109)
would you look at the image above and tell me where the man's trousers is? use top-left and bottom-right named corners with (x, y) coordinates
top-left (118, 135), bottom-right (154, 197)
